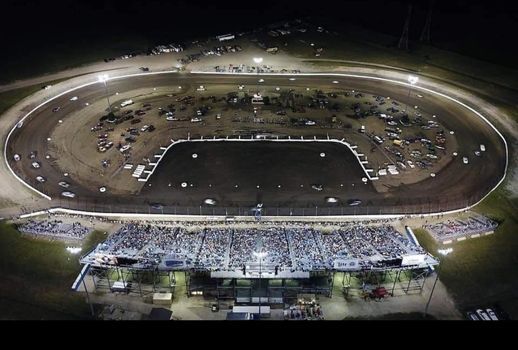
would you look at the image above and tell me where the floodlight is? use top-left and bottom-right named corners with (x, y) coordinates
top-left (408, 75), bottom-right (419, 85)
top-left (98, 74), bottom-right (109, 83)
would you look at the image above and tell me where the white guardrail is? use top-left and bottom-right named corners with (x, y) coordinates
top-left (6, 70), bottom-right (509, 219)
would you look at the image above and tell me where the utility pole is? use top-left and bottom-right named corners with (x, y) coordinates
top-left (420, 0), bottom-right (434, 43)
top-left (398, 3), bottom-right (413, 50)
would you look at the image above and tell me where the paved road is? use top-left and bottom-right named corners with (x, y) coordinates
top-left (6, 73), bottom-right (506, 215)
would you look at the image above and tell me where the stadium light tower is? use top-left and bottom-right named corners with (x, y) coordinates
top-left (408, 75), bottom-right (419, 85)
top-left (404, 75), bottom-right (419, 114)
top-left (253, 57), bottom-right (263, 93)
top-left (253, 57), bottom-right (263, 79)
top-left (98, 74), bottom-right (112, 113)
top-left (253, 251), bottom-right (267, 319)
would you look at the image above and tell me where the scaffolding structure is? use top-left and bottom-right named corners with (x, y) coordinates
top-left (75, 261), bottom-right (437, 316)
top-left (83, 265), bottom-right (177, 297)
top-left (340, 265), bottom-right (432, 299)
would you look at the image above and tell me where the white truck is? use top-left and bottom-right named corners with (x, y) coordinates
top-left (120, 99), bottom-right (134, 107)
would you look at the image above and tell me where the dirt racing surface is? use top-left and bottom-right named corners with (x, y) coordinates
top-left (5, 73), bottom-right (506, 215)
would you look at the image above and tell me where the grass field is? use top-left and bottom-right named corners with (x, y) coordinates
top-left (0, 37), bottom-right (150, 85)
top-left (414, 187), bottom-right (518, 320)
top-left (0, 222), bottom-right (106, 319)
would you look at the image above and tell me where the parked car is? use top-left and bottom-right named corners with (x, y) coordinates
top-left (61, 191), bottom-right (76, 198)
top-left (204, 198), bottom-right (217, 205)
top-left (311, 184), bottom-right (323, 191)
top-left (347, 199), bottom-right (362, 206)
top-left (58, 181), bottom-right (70, 188)
top-left (475, 309), bottom-right (491, 321)
top-left (31, 161), bottom-right (41, 169)
top-left (36, 176), bottom-right (46, 183)
top-left (121, 99), bottom-right (134, 107)
top-left (466, 312), bottom-right (479, 321)
top-left (486, 308), bottom-right (499, 321)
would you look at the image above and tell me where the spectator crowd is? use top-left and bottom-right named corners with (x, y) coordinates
top-left (424, 215), bottom-right (497, 241)
top-left (83, 221), bottom-right (426, 271)
top-left (19, 219), bottom-right (90, 240)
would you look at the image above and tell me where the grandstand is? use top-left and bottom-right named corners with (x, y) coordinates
top-left (81, 222), bottom-right (434, 271)
top-left (19, 219), bottom-right (91, 241)
top-left (423, 215), bottom-right (498, 244)
top-left (78, 221), bottom-right (438, 304)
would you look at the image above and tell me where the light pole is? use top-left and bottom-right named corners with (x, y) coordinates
top-left (253, 57), bottom-right (263, 71)
top-left (424, 259), bottom-right (441, 318)
top-left (253, 57), bottom-right (263, 94)
top-left (98, 74), bottom-right (112, 113)
top-left (404, 74), bottom-right (419, 115)
top-left (253, 251), bottom-right (267, 319)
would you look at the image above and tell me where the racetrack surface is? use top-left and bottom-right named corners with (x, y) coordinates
top-left (5, 73), bottom-right (506, 215)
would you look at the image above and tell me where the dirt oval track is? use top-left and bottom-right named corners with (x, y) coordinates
top-left (5, 73), bottom-right (507, 216)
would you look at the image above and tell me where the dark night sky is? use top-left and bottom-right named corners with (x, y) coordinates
top-left (1, 0), bottom-right (518, 72)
